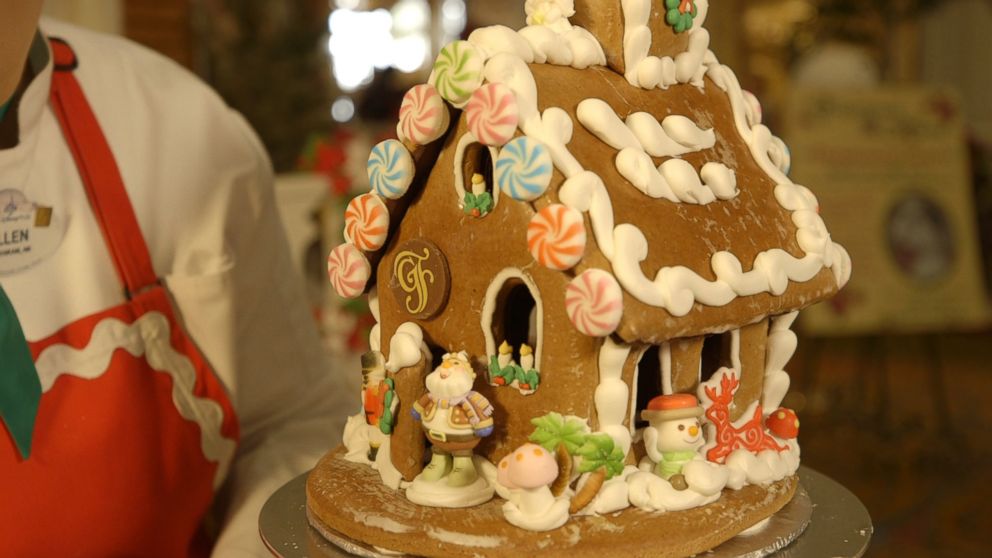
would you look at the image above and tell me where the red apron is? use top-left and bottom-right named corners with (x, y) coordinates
top-left (0, 39), bottom-right (240, 557)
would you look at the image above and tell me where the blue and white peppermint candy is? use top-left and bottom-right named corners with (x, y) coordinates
top-left (367, 139), bottom-right (415, 200)
top-left (495, 137), bottom-right (553, 202)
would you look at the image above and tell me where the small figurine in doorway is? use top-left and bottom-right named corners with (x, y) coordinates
top-left (361, 351), bottom-right (398, 461)
top-left (412, 352), bottom-right (494, 487)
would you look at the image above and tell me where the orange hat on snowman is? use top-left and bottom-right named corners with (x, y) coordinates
top-left (640, 393), bottom-right (704, 423)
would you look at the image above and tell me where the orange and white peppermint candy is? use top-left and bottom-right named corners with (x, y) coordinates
top-left (565, 269), bottom-right (623, 337)
top-left (344, 193), bottom-right (389, 252)
top-left (527, 204), bottom-right (586, 270)
top-left (327, 243), bottom-right (371, 299)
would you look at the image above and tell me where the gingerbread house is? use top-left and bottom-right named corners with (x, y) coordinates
top-left (316, 0), bottom-right (850, 553)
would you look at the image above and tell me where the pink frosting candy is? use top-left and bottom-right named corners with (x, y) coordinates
top-left (327, 243), bottom-right (371, 299)
top-left (465, 83), bottom-right (519, 146)
top-left (565, 269), bottom-right (624, 337)
top-left (344, 193), bottom-right (389, 252)
top-left (527, 204), bottom-right (586, 270)
top-left (397, 84), bottom-right (450, 146)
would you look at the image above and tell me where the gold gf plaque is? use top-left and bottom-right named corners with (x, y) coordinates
top-left (389, 239), bottom-right (450, 320)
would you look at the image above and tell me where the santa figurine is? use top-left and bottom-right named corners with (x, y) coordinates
top-left (641, 394), bottom-right (705, 490)
top-left (412, 352), bottom-right (494, 487)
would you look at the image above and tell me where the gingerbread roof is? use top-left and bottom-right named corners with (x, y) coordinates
top-left (330, 0), bottom-right (851, 344)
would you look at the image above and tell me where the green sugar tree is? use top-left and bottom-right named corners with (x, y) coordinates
top-left (569, 433), bottom-right (626, 513)
top-left (529, 413), bottom-right (626, 510)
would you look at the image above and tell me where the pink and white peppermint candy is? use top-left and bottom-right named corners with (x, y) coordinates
top-left (397, 84), bottom-right (450, 146)
top-left (466, 83), bottom-right (519, 146)
top-left (327, 243), bottom-right (371, 299)
top-left (344, 193), bottom-right (389, 252)
top-left (527, 204), bottom-right (586, 270)
top-left (565, 269), bottom-right (623, 337)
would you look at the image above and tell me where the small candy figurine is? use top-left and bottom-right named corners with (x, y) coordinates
top-left (412, 352), bottom-right (494, 487)
top-left (360, 351), bottom-right (398, 462)
top-left (641, 394), bottom-right (705, 490)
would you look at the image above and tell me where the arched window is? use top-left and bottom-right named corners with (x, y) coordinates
top-left (454, 134), bottom-right (498, 217)
top-left (635, 345), bottom-right (663, 429)
top-left (481, 269), bottom-right (543, 387)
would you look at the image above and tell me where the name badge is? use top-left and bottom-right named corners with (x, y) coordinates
top-left (0, 189), bottom-right (68, 276)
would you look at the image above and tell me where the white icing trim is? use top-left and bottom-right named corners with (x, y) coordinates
top-left (577, 98), bottom-right (736, 205)
top-left (453, 132), bottom-right (500, 210)
top-left (762, 311), bottom-right (798, 412)
top-left (368, 287), bottom-right (382, 351)
top-left (385, 322), bottom-right (427, 373)
top-left (730, 328), bottom-right (742, 372)
top-left (596, 338), bottom-right (633, 454)
top-left (480, 268), bottom-right (545, 372)
top-left (35, 312), bottom-right (237, 488)
top-left (661, 341), bottom-right (673, 395)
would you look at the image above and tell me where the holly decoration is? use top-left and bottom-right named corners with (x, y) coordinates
top-left (463, 191), bottom-right (493, 217)
top-left (665, 0), bottom-right (697, 34)
top-left (488, 355), bottom-right (541, 391)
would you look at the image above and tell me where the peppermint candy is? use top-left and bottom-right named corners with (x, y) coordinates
top-left (495, 137), bottom-right (553, 201)
top-left (367, 139), bottom-right (415, 200)
top-left (565, 269), bottom-right (623, 337)
top-left (466, 83), bottom-right (519, 146)
top-left (429, 41), bottom-right (484, 106)
top-left (344, 193), bottom-right (389, 252)
top-left (527, 204), bottom-right (586, 270)
top-left (398, 84), bottom-right (450, 146)
top-left (327, 243), bottom-right (371, 299)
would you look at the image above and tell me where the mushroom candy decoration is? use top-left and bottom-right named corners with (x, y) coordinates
top-left (497, 443), bottom-right (571, 531)
top-left (765, 408), bottom-right (800, 439)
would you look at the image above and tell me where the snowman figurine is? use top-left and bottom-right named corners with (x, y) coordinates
top-left (641, 394), bottom-right (705, 490)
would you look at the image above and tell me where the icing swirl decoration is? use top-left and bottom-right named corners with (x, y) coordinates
top-left (398, 84), bottom-right (450, 146)
top-left (327, 243), bottom-right (371, 299)
top-left (429, 41), bottom-right (485, 106)
top-left (495, 137), bottom-right (553, 201)
top-left (367, 139), bottom-right (415, 200)
top-left (388, 239), bottom-right (450, 320)
top-left (666, 0), bottom-right (698, 34)
top-left (565, 270), bottom-right (624, 337)
top-left (527, 204), bottom-right (586, 270)
top-left (344, 193), bottom-right (389, 252)
top-left (466, 83), bottom-right (520, 147)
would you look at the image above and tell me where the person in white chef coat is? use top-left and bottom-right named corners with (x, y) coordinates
top-left (0, 3), bottom-right (349, 556)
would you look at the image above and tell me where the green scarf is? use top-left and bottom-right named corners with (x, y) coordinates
top-left (654, 449), bottom-right (697, 480)
top-left (0, 98), bottom-right (10, 123)
top-left (0, 286), bottom-right (42, 459)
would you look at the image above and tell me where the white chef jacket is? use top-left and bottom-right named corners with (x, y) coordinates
top-left (0, 19), bottom-right (352, 556)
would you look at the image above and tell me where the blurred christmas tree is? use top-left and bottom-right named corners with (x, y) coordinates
top-left (195, 0), bottom-right (334, 172)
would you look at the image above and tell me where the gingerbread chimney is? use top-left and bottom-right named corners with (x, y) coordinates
top-left (570, 0), bottom-right (705, 76)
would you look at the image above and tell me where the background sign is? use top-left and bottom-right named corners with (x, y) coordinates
top-left (783, 87), bottom-right (991, 334)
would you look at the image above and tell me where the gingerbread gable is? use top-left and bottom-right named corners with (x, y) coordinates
top-left (332, 0), bottom-right (850, 345)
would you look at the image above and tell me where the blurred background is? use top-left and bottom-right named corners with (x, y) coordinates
top-left (44, 0), bottom-right (991, 555)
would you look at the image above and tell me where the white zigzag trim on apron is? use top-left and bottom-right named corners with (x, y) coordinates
top-left (35, 312), bottom-right (236, 488)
